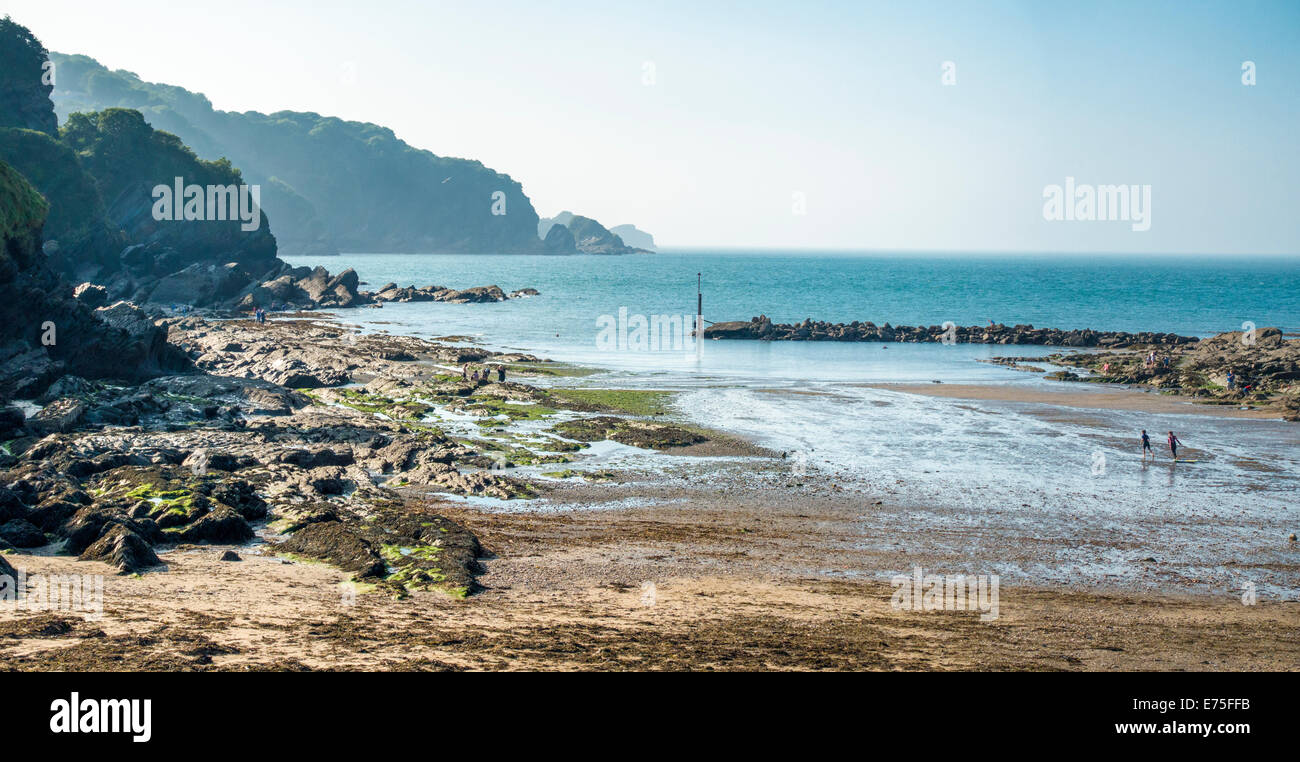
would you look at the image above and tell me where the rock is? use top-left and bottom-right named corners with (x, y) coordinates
top-left (72, 282), bottom-right (109, 308)
top-left (146, 262), bottom-right (259, 307)
top-left (0, 551), bottom-right (17, 585)
top-left (79, 524), bottom-right (161, 574)
top-left (0, 518), bottom-right (45, 548)
top-left (541, 223), bottom-right (576, 254)
top-left (27, 497), bottom-right (82, 533)
top-left (60, 507), bottom-right (162, 555)
top-left (0, 486), bottom-right (27, 522)
top-left (36, 374), bottom-right (93, 404)
top-left (444, 285), bottom-right (506, 303)
top-left (142, 375), bottom-right (311, 415)
top-left (275, 520), bottom-right (386, 579)
top-left (219, 550), bottom-right (241, 561)
top-left (27, 397), bottom-right (88, 434)
top-left (702, 316), bottom-right (1198, 348)
top-left (0, 405), bottom-right (26, 439)
top-left (508, 288), bottom-right (540, 298)
top-left (538, 213), bottom-right (637, 254)
top-left (549, 416), bottom-right (706, 449)
top-left (176, 507), bottom-right (254, 544)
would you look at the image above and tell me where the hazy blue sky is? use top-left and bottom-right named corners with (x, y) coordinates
top-left (5, 0), bottom-right (1298, 254)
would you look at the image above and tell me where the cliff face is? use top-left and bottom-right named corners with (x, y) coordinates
top-left (0, 20), bottom-right (291, 313)
top-left (1, 107), bottom-right (283, 307)
top-left (0, 159), bottom-right (187, 403)
top-left (50, 53), bottom-right (546, 255)
top-left (0, 18), bottom-right (57, 135)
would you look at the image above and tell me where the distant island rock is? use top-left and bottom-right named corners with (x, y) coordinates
top-left (609, 224), bottom-right (655, 250)
top-left (536, 211), bottom-right (651, 255)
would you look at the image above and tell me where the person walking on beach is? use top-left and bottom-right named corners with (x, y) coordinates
top-left (1167, 431), bottom-right (1182, 461)
top-left (1141, 430), bottom-right (1152, 461)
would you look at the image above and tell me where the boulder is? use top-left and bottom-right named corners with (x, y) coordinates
top-left (79, 524), bottom-right (161, 574)
top-left (276, 520), bottom-right (386, 579)
top-left (0, 518), bottom-right (45, 548)
top-left (72, 282), bottom-right (109, 308)
top-left (0, 405), bottom-right (26, 439)
top-left (0, 552), bottom-right (17, 586)
top-left (27, 397), bottom-right (87, 434)
top-left (176, 506), bottom-right (254, 544)
top-left (36, 374), bottom-right (93, 404)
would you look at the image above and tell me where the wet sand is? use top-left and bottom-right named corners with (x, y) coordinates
top-left (866, 383), bottom-right (1282, 419)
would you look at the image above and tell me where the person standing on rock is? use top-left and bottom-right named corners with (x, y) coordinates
top-left (497, 366), bottom-right (506, 383)
top-left (1141, 430), bottom-right (1152, 462)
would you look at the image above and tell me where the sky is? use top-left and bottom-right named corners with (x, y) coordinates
top-left (4, 0), bottom-right (1299, 254)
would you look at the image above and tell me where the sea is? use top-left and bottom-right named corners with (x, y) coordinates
top-left (281, 250), bottom-right (1300, 597)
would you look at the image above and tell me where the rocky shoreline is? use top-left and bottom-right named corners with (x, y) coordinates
top-left (700, 315), bottom-right (1299, 419)
top-left (703, 314), bottom-right (1196, 347)
top-left (0, 313), bottom-right (716, 597)
top-left (238, 264), bottom-right (541, 311)
top-left (1045, 327), bottom-right (1300, 420)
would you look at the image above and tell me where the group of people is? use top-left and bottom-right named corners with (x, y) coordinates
top-left (463, 364), bottom-right (505, 383)
top-left (1143, 351), bottom-right (1170, 369)
top-left (252, 307), bottom-right (267, 324)
top-left (1140, 429), bottom-right (1184, 462)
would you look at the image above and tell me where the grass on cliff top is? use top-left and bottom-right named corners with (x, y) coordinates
top-left (546, 388), bottom-right (676, 416)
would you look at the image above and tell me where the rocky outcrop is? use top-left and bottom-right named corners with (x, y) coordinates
top-left (1050, 327), bottom-right (1300, 419)
top-left (363, 282), bottom-right (516, 304)
top-left (79, 524), bottom-right (161, 574)
top-left (537, 211), bottom-right (647, 255)
top-left (0, 159), bottom-right (188, 403)
top-left (238, 264), bottom-right (363, 309)
top-left (542, 223), bottom-right (576, 253)
top-left (703, 315), bottom-right (1197, 348)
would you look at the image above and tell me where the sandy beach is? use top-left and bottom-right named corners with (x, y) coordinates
top-left (3, 315), bottom-right (1297, 671)
top-left (5, 505), bottom-right (1297, 671)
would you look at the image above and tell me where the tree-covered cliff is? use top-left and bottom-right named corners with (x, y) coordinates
top-left (50, 52), bottom-right (545, 255)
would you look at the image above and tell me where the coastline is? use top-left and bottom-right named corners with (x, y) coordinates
top-left (2, 311), bottom-right (1297, 671)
